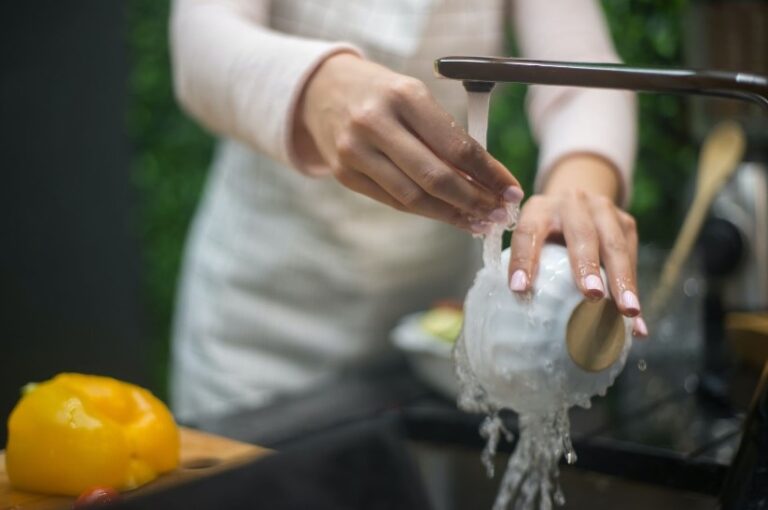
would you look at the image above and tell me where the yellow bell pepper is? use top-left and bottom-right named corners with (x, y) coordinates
top-left (5, 373), bottom-right (179, 496)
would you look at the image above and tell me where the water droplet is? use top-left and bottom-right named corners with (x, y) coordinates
top-left (562, 432), bottom-right (577, 464)
top-left (637, 359), bottom-right (647, 371)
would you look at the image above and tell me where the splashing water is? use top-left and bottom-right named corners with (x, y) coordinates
top-left (466, 91), bottom-right (516, 269)
top-left (455, 90), bottom-right (624, 510)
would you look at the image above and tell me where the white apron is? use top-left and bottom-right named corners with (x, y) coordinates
top-left (171, 0), bottom-right (505, 420)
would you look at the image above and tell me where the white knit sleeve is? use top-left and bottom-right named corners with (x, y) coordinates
top-left (512, 0), bottom-right (638, 206)
top-left (170, 0), bottom-right (362, 174)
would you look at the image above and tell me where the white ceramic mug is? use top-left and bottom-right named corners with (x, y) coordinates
top-left (462, 244), bottom-right (633, 415)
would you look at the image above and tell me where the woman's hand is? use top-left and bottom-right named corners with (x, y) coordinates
top-left (507, 154), bottom-right (647, 337)
top-left (299, 54), bottom-right (523, 232)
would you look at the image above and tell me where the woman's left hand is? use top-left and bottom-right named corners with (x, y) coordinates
top-left (506, 154), bottom-right (648, 337)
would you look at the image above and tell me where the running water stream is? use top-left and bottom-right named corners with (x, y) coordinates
top-left (456, 91), bottom-right (580, 510)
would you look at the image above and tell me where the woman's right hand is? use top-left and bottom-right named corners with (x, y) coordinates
top-left (299, 53), bottom-right (523, 233)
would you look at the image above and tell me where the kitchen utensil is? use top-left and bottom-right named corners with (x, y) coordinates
top-left (461, 244), bottom-right (632, 416)
top-left (648, 121), bottom-right (747, 319)
top-left (706, 161), bottom-right (768, 311)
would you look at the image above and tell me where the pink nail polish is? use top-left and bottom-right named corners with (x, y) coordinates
top-left (582, 274), bottom-right (605, 298)
top-left (622, 290), bottom-right (641, 316)
top-left (503, 186), bottom-right (524, 203)
top-left (488, 208), bottom-right (508, 223)
top-left (510, 270), bottom-right (528, 292)
top-left (633, 317), bottom-right (649, 337)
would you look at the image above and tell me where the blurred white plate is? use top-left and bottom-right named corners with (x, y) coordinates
top-left (391, 312), bottom-right (460, 400)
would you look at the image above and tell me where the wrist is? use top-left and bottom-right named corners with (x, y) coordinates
top-left (292, 51), bottom-right (362, 172)
top-left (541, 153), bottom-right (622, 204)
top-left (302, 52), bottom-right (362, 126)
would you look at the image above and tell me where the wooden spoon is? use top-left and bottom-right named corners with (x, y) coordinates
top-left (648, 121), bottom-right (746, 320)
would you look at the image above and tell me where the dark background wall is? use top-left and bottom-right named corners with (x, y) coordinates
top-left (0, 2), bottom-right (148, 444)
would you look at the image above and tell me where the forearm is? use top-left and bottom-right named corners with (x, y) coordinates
top-left (512, 0), bottom-right (637, 206)
top-left (170, 0), bottom-right (360, 170)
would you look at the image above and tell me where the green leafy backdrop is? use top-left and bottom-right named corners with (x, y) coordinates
top-left (129, 1), bottom-right (694, 395)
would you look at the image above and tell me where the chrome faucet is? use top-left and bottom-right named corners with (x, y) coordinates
top-left (434, 57), bottom-right (768, 108)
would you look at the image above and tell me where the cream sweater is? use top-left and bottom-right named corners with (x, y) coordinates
top-left (169, 0), bottom-right (637, 420)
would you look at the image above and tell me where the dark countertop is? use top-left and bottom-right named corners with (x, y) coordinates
top-left (189, 354), bottom-right (754, 497)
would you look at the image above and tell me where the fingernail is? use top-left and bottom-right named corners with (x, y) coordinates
top-left (488, 208), bottom-right (508, 223)
top-left (503, 186), bottom-right (524, 204)
top-left (633, 317), bottom-right (649, 337)
top-left (582, 274), bottom-right (605, 299)
top-left (469, 221), bottom-right (492, 234)
top-left (509, 269), bottom-right (528, 292)
top-left (621, 290), bottom-right (641, 316)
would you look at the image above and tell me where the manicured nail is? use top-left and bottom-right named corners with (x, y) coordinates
top-left (633, 317), bottom-right (649, 337)
top-left (488, 208), bottom-right (508, 223)
top-left (503, 186), bottom-right (524, 204)
top-left (621, 290), bottom-right (641, 316)
top-left (510, 270), bottom-right (528, 292)
top-left (582, 274), bottom-right (605, 299)
top-left (469, 221), bottom-right (492, 234)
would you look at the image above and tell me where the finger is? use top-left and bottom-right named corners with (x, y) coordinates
top-left (591, 198), bottom-right (640, 317)
top-left (561, 192), bottom-right (604, 300)
top-left (618, 211), bottom-right (639, 283)
top-left (337, 151), bottom-right (474, 231)
top-left (507, 196), bottom-right (554, 292)
top-left (392, 84), bottom-right (523, 202)
top-left (620, 211), bottom-right (643, 332)
top-left (633, 316), bottom-right (649, 338)
top-left (362, 120), bottom-right (507, 221)
top-left (334, 168), bottom-right (406, 211)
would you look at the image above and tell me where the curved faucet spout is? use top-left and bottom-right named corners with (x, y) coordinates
top-left (434, 57), bottom-right (768, 109)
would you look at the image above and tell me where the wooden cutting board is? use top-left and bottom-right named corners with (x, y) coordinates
top-left (0, 427), bottom-right (270, 510)
top-left (727, 312), bottom-right (768, 368)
